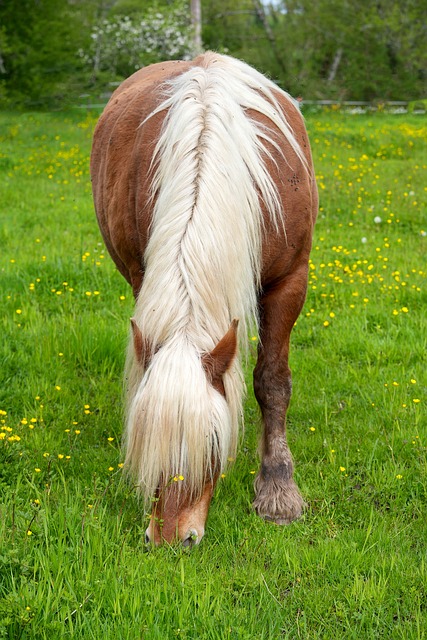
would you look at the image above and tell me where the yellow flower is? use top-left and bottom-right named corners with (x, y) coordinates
top-left (58, 454), bottom-right (64, 459)
top-left (339, 466), bottom-right (346, 472)
top-left (108, 466), bottom-right (114, 471)
top-left (396, 474), bottom-right (403, 480)
top-left (35, 468), bottom-right (41, 473)
top-left (16, 309), bottom-right (22, 314)
top-left (413, 399), bottom-right (420, 404)
top-left (310, 427), bottom-right (316, 432)
top-left (107, 437), bottom-right (114, 442)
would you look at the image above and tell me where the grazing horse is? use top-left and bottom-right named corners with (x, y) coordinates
top-left (90, 52), bottom-right (318, 546)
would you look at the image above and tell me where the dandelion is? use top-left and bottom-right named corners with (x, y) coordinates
top-left (55, 385), bottom-right (61, 391)
top-left (27, 530), bottom-right (33, 536)
top-left (396, 474), bottom-right (403, 480)
top-left (107, 437), bottom-right (114, 442)
top-left (119, 295), bottom-right (126, 301)
top-left (410, 379), bottom-right (417, 384)
top-left (16, 309), bottom-right (22, 315)
top-left (310, 427), bottom-right (316, 432)
top-left (250, 470), bottom-right (256, 475)
top-left (108, 466), bottom-right (114, 472)
top-left (413, 399), bottom-right (420, 404)
top-left (374, 216), bottom-right (382, 224)
top-left (35, 468), bottom-right (41, 473)
top-left (58, 454), bottom-right (64, 459)
top-left (339, 466), bottom-right (346, 472)
top-left (75, 429), bottom-right (81, 434)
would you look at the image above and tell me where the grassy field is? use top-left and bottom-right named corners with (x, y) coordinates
top-left (0, 107), bottom-right (426, 639)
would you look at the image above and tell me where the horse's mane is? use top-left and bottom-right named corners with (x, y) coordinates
top-left (124, 52), bottom-right (305, 504)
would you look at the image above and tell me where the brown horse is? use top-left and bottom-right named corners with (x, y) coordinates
top-left (90, 52), bottom-right (318, 546)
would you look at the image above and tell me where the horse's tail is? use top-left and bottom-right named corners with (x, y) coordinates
top-left (124, 53), bottom-right (305, 503)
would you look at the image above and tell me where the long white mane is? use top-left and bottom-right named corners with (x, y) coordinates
top-left (124, 52), bottom-right (304, 504)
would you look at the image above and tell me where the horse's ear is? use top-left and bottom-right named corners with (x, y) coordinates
top-left (202, 319), bottom-right (239, 382)
top-left (130, 318), bottom-right (149, 368)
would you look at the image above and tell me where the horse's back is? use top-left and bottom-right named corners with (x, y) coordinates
top-left (90, 60), bottom-right (194, 293)
top-left (90, 53), bottom-right (317, 296)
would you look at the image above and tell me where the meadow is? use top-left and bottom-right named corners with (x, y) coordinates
top-left (0, 107), bottom-right (426, 639)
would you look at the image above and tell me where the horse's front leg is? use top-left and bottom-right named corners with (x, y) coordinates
top-left (253, 268), bottom-right (308, 524)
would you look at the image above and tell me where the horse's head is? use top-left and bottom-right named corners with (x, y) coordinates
top-left (129, 319), bottom-right (240, 547)
top-left (144, 476), bottom-right (217, 547)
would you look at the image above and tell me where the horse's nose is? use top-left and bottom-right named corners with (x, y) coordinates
top-left (182, 529), bottom-right (201, 548)
top-left (144, 528), bottom-right (151, 544)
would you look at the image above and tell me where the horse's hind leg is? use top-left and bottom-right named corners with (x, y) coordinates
top-left (253, 267), bottom-right (308, 524)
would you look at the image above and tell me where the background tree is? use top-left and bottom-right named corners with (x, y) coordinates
top-left (0, 0), bottom-right (425, 107)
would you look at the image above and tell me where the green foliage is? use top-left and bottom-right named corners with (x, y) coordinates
top-left (1, 108), bottom-right (427, 637)
top-left (201, 0), bottom-right (427, 100)
top-left (0, 0), bottom-right (425, 106)
top-left (0, 0), bottom-right (94, 107)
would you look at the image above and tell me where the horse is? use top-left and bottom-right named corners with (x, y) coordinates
top-left (90, 52), bottom-right (318, 546)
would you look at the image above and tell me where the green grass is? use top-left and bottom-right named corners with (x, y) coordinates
top-left (0, 108), bottom-right (426, 639)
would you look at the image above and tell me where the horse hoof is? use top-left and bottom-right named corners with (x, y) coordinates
top-left (253, 474), bottom-right (305, 524)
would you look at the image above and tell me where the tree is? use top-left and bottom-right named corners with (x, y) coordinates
top-left (79, 1), bottom-right (194, 85)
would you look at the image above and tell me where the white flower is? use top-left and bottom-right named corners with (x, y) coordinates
top-left (374, 216), bottom-right (382, 224)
